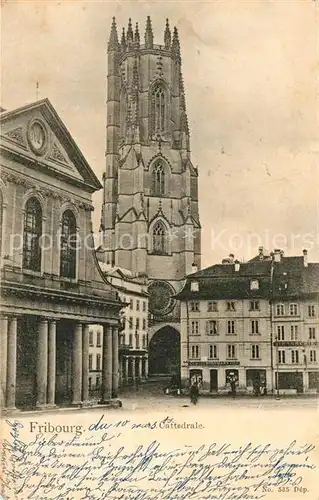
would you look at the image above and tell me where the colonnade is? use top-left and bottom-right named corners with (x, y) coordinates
top-left (120, 355), bottom-right (148, 384)
top-left (0, 316), bottom-right (119, 410)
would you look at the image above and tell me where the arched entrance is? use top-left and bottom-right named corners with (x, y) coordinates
top-left (148, 326), bottom-right (180, 376)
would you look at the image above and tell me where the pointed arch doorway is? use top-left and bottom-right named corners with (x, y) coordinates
top-left (148, 326), bottom-right (180, 376)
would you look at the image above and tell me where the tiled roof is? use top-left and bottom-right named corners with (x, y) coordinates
top-left (272, 257), bottom-right (319, 299)
top-left (176, 253), bottom-right (319, 301)
top-left (176, 260), bottom-right (272, 300)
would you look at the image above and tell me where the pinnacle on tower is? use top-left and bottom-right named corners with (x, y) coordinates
top-left (134, 22), bottom-right (140, 48)
top-left (121, 27), bottom-right (127, 51)
top-left (172, 26), bottom-right (181, 60)
top-left (108, 17), bottom-right (119, 51)
top-left (164, 18), bottom-right (171, 49)
top-left (144, 16), bottom-right (154, 48)
top-left (127, 18), bottom-right (134, 47)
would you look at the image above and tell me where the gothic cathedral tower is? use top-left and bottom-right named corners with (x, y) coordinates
top-left (101, 17), bottom-right (201, 375)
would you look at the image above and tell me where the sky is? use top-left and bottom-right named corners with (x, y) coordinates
top-left (1, 0), bottom-right (318, 268)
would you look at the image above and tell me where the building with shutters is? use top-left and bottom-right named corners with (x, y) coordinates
top-left (89, 259), bottom-right (149, 391)
top-left (176, 248), bottom-right (319, 394)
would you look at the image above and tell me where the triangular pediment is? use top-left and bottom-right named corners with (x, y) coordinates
top-left (0, 99), bottom-right (101, 192)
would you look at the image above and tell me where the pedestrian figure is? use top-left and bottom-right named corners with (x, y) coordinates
top-left (190, 382), bottom-right (199, 405)
top-left (228, 374), bottom-right (237, 398)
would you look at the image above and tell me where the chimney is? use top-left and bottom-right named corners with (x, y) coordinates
top-left (229, 254), bottom-right (235, 264)
top-left (191, 262), bottom-right (198, 274)
top-left (273, 249), bottom-right (282, 263)
top-left (234, 260), bottom-right (240, 272)
top-left (303, 249), bottom-right (308, 268)
top-left (258, 246), bottom-right (264, 261)
top-left (222, 258), bottom-right (231, 264)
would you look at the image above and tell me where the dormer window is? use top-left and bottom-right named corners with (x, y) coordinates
top-left (190, 281), bottom-right (199, 292)
top-left (250, 279), bottom-right (259, 290)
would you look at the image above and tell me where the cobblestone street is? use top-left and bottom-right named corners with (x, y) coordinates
top-left (117, 382), bottom-right (318, 412)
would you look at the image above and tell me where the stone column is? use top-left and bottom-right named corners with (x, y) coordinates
top-left (6, 317), bottom-right (17, 410)
top-left (138, 357), bottom-right (143, 378)
top-left (124, 356), bottom-right (129, 383)
top-left (0, 316), bottom-right (8, 408)
top-left (82, 324), bottom-right (89, 403)
top-left (112, 326), bottom-right (119, 398)
top-left (145, 357), bottom-right (148, 378)
top-left (101, 325), bottom-right (112, 402)
top-left (72, 322), bottom-right (83, 405)
top-left (36, 319), bottom-right (49, 407)
top-left (47, 320), bottom-right (56, 407)
top-left (132, 356), bottom-right (136, 382)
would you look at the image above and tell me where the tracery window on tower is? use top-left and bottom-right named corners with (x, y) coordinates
top-left (152, 220), bottom-right (167, 255)
top-left (152, 160), bottom-right (166, 196)
top-left (150, 83), bottom-right (167, 135)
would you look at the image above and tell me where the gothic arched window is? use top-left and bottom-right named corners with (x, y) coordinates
top-left (151, 84), bottom-right (166, 135)
top-left (152, 221), bottom-right (167, 255)
top-left (60, 210), bottom-right (77, 278)
top-left (152, 161), bottom-right (165, 196)
top-left (23, 197), bottom-right (42, 271)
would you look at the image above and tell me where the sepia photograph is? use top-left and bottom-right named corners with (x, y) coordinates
top-left (0, 1), bottom-right (318, 499)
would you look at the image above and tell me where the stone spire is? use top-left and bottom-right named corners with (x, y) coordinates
top-left (127, 18), bottom-right (134, 47)
top-left (144, 15), bottom-right (154, 48)
top-left (108, 17), bottom-right (119, 51)
top-left (134, 22), bottom-right (140, 48)
top-left (172, 26), bottom-right (181, 61)
top-left (121, 27), bottom-right (127, 51)
top-left (164, 18), bottom-right (171, 49)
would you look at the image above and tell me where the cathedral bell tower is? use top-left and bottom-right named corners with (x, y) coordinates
top-left (101, 17), bottom-right (201, 374)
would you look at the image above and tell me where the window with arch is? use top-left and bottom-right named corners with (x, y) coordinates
top-left (152, 160), bottom-right (165, 196)
top-left (151, 84), bottom-right (166, 135)
top-left (152, 220), bottom-right (167, 255)
top-left (23, 197), bottom-right (42, 271)
top-left (60, 210), bottom-right (77, 278)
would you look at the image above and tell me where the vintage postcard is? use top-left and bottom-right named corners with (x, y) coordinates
top-left (0, 1), bottom-right (318, 499)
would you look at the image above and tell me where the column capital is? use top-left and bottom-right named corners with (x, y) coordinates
top-left (38, 317), bottom-right (49, 324)
top-left (47, 318), bottom-right (57, 324)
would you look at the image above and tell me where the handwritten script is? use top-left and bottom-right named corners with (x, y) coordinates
top-left (1, 416), bottom-right (316, 500)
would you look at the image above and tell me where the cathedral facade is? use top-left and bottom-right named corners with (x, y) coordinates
top-left (101, 17), bottom-right (201, 375)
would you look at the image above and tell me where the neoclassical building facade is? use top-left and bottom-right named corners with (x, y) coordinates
top-left (100, 17), bottom-right (201, 375)
top-left (0, 99), bottom-right (123, 411)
